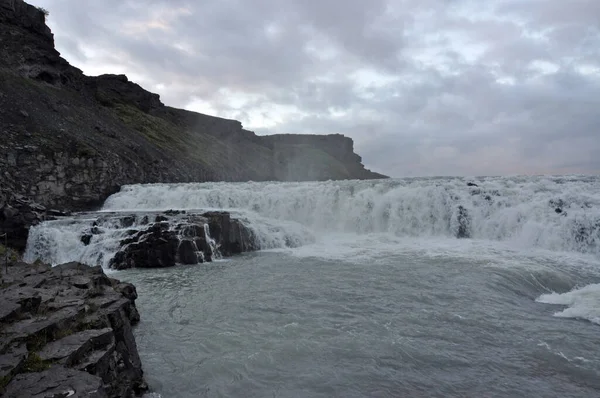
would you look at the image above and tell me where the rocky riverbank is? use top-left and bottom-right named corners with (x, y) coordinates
top-left (0, 261), bottom-right (147, 397)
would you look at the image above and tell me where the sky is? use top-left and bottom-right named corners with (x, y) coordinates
top-left (29, 0), bottom-right (600, 177)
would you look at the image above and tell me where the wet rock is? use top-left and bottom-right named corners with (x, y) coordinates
top-left (81, 234), bottom-right (92, 246)
top-left (456, 205), bottom-right (471, 239)
top-left (204, 212), bottom-right (256, 255)
top-left (177, 239), bottom-right (199, 265)
top-left (109, 223), bottom-right (179, 269)
top-left (120, 216), bottom-right (135, 228)
top-left (164, 210), bottom-right (185, 216)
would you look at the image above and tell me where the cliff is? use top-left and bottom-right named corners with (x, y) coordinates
top-left (0, 0), bottom-right (387, 212)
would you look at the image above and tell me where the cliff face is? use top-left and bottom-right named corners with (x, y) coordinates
top-left (0, 0), bottom-right (387, 211)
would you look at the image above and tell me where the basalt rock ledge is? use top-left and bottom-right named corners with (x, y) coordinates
top-left (0, 261), bottom-right (147, 397)
top-left (0, 0), bottom-right (387, 213)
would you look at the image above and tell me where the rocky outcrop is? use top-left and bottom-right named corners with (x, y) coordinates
top-left (261, 134), bottom-right (387, 181)
top-left (80, 211), bottom-right (258, 270)
top-left (0, 0), bottom-right (387, 212)
top-left (0, 261), bottom-right (147, 397)
top-left (0, 189), bottom-right (67, 251)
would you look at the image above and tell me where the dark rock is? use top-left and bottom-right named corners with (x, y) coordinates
top-left (203, 212), bottom-right (256, 255)
top-left (120, 216), bottom-right (136, 228)
top-left (456, 205), bottom-right (471, 239)
top-left (0, 261), bottom-right (147, 396)
top-left (177, 239), bottom-right (199, 265)
top-left (0, 343), bottom-right (27, 382)
top-left (81, 234), bottom-right (92, 246)
top-left (467, 182), bottom-right (479, 187)
top-left (109, 223), bottom-right (178, 269)
top-left (154, 215), bottom-right (168, 223)
top-left (38, 328), bottom-right (114, 365)
top-left (47, 209), bottom-right (70, 217)
top-left (4, 367), bottom-right (107, 398)
top-left (0, 191), bottom-right (47, 252)
top-left (164, 210), bottom-right (185, 216)
top-left (555, 208), bottom-right (563, 214)
top-left (90, 226), bottom-right (102, 235)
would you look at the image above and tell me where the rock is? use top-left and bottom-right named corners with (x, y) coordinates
top-left (177, 239), bottom-right (199, 265)
top-left (0, 261), bottom-right (147, 396)
top-left (81, 234), bottom-right (92, 245)
top-left (467, 182), bottom-right (479, 187)
top-left (456, 205), bottom-right (471, 239)
top-left (120, 216), bottom-right (135, 228)
top-left (109, 223), bottom-right (178, 269)
top-left (204, 212), bottom-right (256, 255)
top-left (38, 328), bottom-right (113, 365)
top-left (3, 366), bottom-right (107, 398)
top-left (0, 190), bottom-right (48, 251)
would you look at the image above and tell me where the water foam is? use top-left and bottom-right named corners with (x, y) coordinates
top-left (101, 176), bottom-right (600, 255)
top-left (24, 214), bottom-right (149, 268)
top-left (537, 284), bottom-right (600, 325)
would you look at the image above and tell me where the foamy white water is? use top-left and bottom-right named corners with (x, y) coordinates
top-left (537, 284), bottom-right (600, 325)
top-left (23, 176), bottom-right (600, 397)
top-left (102, 176), bottom-right (600, 255)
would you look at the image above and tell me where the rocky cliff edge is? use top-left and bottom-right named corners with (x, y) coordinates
top-left (0, 0), bottom-right (387, 212)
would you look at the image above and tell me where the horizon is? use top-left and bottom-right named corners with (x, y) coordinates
top-left (29, 0), bottom-right (600, 177)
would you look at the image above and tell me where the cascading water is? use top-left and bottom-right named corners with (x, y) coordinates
top-left (22, 176), bottom-right (600, 397)
top-left (100, 176), bottom-right (600, 256)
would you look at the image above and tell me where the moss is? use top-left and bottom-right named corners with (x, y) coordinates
top-left (22, 353), bottom-right (51, 373)
top-left (0, 244), bottom-right (19, 263)
top-left (53, 328), bottom-right (74, 341)
top-left (0, 373), bottom-right (12, 389)
top-left (26, 331), bottom-right (48, 352)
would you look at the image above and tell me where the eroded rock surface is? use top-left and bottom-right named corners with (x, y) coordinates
top-left (0, 262), bottom-right (147, 397)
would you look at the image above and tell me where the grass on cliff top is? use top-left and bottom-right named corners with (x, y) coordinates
top-left (112, 103), bottom-right (273, 177)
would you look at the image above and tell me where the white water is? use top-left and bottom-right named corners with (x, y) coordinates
top-left (102, 176), bottom-right (600, 255)
top-left (24, 214), bottom-right (154, 269)
top-left (537, 284), bottom-right (600, 325)
top-left (25, 176), bottom-right (600, 326)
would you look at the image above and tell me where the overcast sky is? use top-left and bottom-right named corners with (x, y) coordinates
top-left (30, 0), bottom-right (600, 177)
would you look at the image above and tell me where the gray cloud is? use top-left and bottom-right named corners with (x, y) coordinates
top-left (30, 0), bottom-right (600, 176)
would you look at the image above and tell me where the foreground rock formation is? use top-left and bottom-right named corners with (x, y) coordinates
top-left (0, 261), bottom-right (147, 397)
top-left (0, 0), bottom-right (387, 213)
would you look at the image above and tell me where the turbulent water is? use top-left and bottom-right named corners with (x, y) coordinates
top-left (25, 176), bottom-right (600, 397)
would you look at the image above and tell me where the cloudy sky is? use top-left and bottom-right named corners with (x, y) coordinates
top-left (30, 0), bottom-right (600, 177)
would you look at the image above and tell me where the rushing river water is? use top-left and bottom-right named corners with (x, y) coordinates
top-left (25, 176), bottom-right (600, 397)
